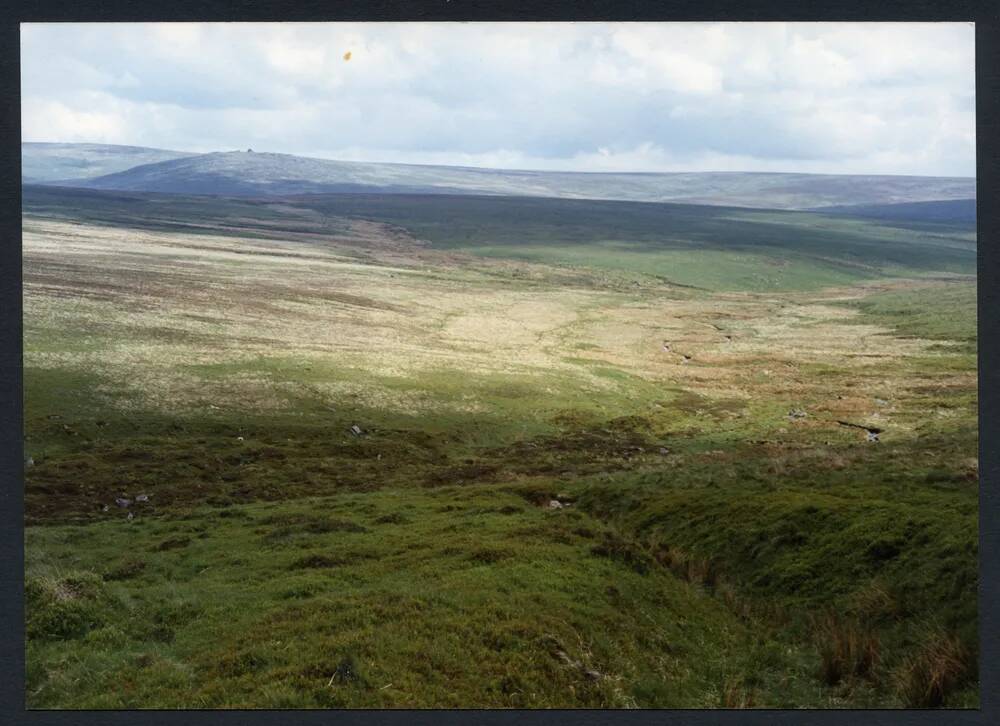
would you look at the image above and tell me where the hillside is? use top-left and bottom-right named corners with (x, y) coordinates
top-left (22, 186), bottom-right (977, 292)
top-left (813, 199), bottom-right (977, 225)
top-left (22, 185), bottom-right (979, 707)
top-left (22, 142), bottom-right (194, 183)
top-left (26, 144), bottom-right (976, 210)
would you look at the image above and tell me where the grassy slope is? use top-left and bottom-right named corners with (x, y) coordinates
top-left (23, 186), bottom-right (977, 292)
top-left (26, 488), bottom-right (832, 709)
top-left (22, 193), bottom-right (979, 708)
top-left (848, 284), bottom-right (978, 353)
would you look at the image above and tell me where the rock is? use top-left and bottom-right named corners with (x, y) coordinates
top-left (237, 436), bottom-right (244, 442)
top-left (24, 456), bottom-right (34, 468)
top-left (659, 447), bottom-right (670, 455)
top-left (127, 512), bottom-right (135, 521)
top-left (350, 425), bottom-right (363, 436)
top-left (102, 504), bottom-right (109, 512)
top-left (787, 409), bottom-right (807, 420)
top-left (874, 398), bottom-right (888, 406)
top-left (115, 498), bottom-right (131, 508)
top-left (548, 500), bottom-right (564, 509)
top-left (136, 494), bottom-right (149, 503)
top-left (584, 669), bottom-right (602, 681)
top-left (867, 431), bottom-right (880, 443)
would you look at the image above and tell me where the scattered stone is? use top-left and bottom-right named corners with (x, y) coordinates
top-left (584, 669), bottom-right (603, 681)
top-left (659, 447), bottom-right (670, 455)
top-left (350, 425), bottom-right (363, 436)
top-left (548, 500), bottom-right (564, 510)
top-left (24, 456), bottom-right (34, 468)
top-left (874, 398), bottom-right (888, 406)
top-left (115, 498), bottom-right (131, 508)
top-left (867, 431), bottom-right (880, 443)
top-left (102, 504), bottom-right (109, 512)
top-left (237, 436), bottom-right (244, 442)
top-left (127, 512), bottom-right (135, 521)
top-left (662, 342), bottom-right (671, 352)
top-left (787, 409), bottom-right (808, 420)
top-left (681, 355), bottom-right (692, 364)
top-left (136, 494), bottom-right (150, 503)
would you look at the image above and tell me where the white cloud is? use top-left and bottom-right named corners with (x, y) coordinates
top-left (21, 97), bottom-right (127, 142)
top-left (20, 21), bottom-right (976, 176)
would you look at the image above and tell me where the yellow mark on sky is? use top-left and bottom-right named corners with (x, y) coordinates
top-left (343, 51), bottom-right (352, 61)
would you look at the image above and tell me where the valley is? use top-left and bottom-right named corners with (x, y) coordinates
top-left (22, 185), bottom-right (979, 708)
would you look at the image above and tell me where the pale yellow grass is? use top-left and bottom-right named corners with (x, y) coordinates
top-left (23, 218), bottom-right (965, 429)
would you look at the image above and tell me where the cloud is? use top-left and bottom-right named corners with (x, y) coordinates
top-left (20, 22), bottom-right (975, 176)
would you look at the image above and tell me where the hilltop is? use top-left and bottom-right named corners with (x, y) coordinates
top-left (24, 144), bottom-right (976, 211)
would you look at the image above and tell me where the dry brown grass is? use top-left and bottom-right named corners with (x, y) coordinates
top-left (812, 612), bottom-right (881, 685)
top-left (23, 216), bottom-right (959, 429)
top-left (721, 678), bottom-right (757, 708)
top-left (894, 629), bottom-right (972, 708)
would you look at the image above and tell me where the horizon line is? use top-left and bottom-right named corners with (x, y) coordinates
top-left (21, 140), bottom-right (978, 180)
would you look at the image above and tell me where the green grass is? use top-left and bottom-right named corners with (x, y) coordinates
top-left (23, 352), bottom-right (980, 707)
top-left (468, 243), bottom-right (866, 292)
top-left (22, 190), bottom-right (980, 708)
top-left (23, 187), bottom-right (977, 292)
top-left (847, 282), bottom-right (977, 353)
top-left (25, 487), bottom-right (834, 708)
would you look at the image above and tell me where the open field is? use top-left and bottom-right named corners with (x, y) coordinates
top-left (23, 189), bottom-right (978, 708)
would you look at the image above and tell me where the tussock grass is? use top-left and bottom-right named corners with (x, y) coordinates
top-left (894, 628), bottom-right (974, 707)
top-left (812, 613), bottom-right (880, 685)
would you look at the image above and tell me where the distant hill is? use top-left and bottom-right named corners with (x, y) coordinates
top-left (24, 144), bottom-right (976, 210)
top-left (22, 142), bottom-right (194, 183)
top-left (811, 198), bottom-right (977, 225)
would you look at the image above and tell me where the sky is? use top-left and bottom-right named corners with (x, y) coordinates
top-left (20, 22), bottom-right (976, 177)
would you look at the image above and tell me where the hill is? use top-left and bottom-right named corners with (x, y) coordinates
top-left (22, 142), bottom-right (194, 183)
top-left (812, 199), bottom-right (977, 225)
top-left (27, 144), bottom-right (976, 210)
top-left (21, 183), bottom-right (979, 707)
top-left (22, 185), bottom-right (977, 292)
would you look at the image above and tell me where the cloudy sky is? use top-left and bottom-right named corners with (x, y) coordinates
top-left (21, 22), bottom-right (975, 176)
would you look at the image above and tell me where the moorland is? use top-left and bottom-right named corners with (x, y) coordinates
top-left (21, 151), bottom-right (979, 708)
